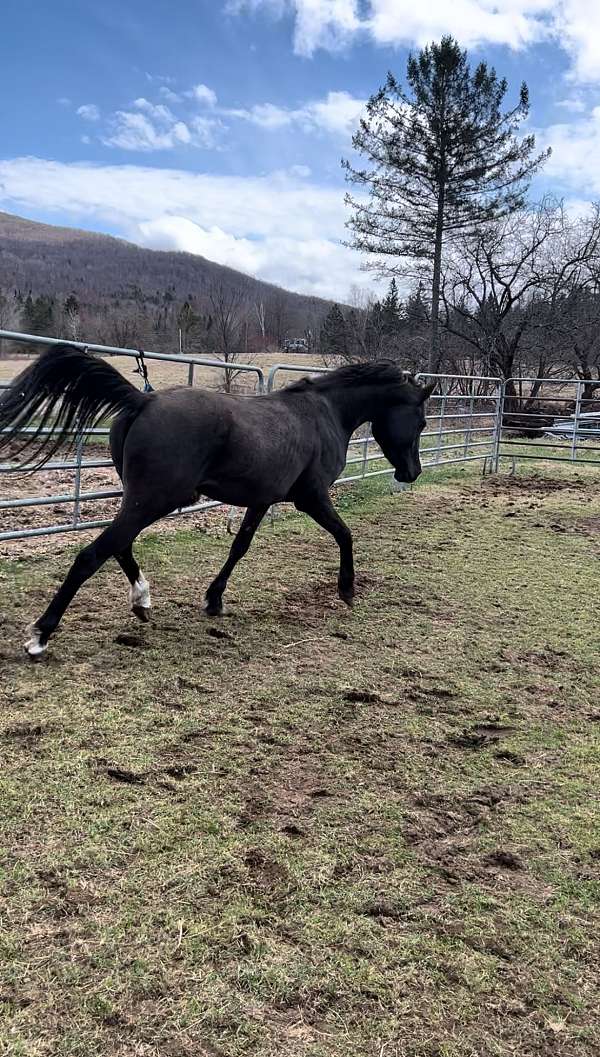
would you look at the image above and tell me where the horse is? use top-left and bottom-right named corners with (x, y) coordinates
top-left (0, 345), bottom-right (435, 658)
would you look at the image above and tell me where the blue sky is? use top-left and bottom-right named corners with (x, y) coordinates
top-left (2, 1), bottom-right (600, 299)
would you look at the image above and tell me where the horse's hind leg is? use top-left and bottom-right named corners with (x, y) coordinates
top-left (115, 545), bottom-right (152, 623)
top-left (205, 504), bottom-right (269, 616)
top-left (25, 510), bottom-right (148, 658)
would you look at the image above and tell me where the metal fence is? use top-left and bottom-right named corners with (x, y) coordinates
top-left (2, 331), bottom-right (597, 543)
top-left (496, 377), bottom-right (600, 471)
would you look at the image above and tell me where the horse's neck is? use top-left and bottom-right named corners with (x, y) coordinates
top-left (328, 383), bottom-right (385, 434)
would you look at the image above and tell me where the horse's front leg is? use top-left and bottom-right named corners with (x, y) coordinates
top-left (205, 504), bottom-right (269, 616)
top-left (293, 489), bottom-right (355, 605)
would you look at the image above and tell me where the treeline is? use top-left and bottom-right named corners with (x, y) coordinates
top-left (0, 213), bottom-right (331, 364)
top-left (320, 198), bottom-right (600, 398)
top-left (0, 278), bottom-right (328, 365)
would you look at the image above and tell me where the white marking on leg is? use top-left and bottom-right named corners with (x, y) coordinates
top-left (129, 573), bottom-right (151, 611)
top-left (24, 626), bottom-right (47, 658)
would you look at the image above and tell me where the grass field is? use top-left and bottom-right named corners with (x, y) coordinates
top-left (1, 470), bottom-right (599, 1056)
top-left (0, 351), bottom-right (321, 394)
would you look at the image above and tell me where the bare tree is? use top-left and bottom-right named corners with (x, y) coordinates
top-left (206, 280), bottom-right (249, 392)
top-left (265, 290), bottom-right (289, 349)
top-left (440, 199), bottom-right (600, 405)
top-left (254, 300), bottom-right (267, 347)
top-left (0, 289), bottom-right (22, 357)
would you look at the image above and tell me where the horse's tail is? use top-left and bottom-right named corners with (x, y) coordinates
top-left (0, 343), bottom-right (148, 467)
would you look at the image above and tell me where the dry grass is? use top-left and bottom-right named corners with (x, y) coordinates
top-left (0, 470), bottom-right (599, 1056)
top-left (0, 351), bottom-right (323, 394)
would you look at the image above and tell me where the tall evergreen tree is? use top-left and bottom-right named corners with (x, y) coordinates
top-left (381, 278), bottom-right (402, 342)
top-left (320, 303), bottom-right (348, 359)
top-left (344, 36), bottom-right (549, 370)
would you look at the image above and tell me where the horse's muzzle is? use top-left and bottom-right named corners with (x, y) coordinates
top-left (394, 466), bottom-right (421, 484)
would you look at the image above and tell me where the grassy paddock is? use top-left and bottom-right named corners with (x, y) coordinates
top-left (0, 470), bottom-right (599, 1056)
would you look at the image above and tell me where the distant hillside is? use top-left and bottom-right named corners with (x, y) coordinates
top-left (0, 211), bottom-right (331, 353)
top-left (0, 211), bottom-right (331, 314)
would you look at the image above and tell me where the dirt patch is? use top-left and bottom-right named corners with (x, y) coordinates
top-left (1, 481), bottom-right (600, 1057)
top-left (482, 473), bottom-right (590, 496)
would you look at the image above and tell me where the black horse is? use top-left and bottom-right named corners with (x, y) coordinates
top-left (0, 345), bottom-right (434, 657)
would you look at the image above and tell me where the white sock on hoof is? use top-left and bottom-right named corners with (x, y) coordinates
top-left (129, 573), bottom-right (151, 611)
top-left (24, 626), bottom-right (47, 657)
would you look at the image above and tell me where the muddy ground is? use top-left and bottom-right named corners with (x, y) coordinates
top-left (0, 471), bottom-right (599, 1056)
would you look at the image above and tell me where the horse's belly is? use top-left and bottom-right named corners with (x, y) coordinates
top-left (199, 475), bottom-right (291, 507)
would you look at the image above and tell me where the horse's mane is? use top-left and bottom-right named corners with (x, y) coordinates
top-left (286, 360), bottom-right (418, 393)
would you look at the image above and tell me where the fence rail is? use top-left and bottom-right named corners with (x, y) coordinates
top-left (1, 331), bottom-right (597, 543)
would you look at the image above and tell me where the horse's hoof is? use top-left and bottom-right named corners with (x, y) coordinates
top-left (338, 588), bottom-right (355, 608)
top-left (129, 575), bottom-right (151, 621)
top-left (24, 626), bottom-right (47, 660)
top-left (204, 602), bottom-right (224, 618)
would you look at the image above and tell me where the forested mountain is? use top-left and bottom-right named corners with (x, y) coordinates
top-left (0, 211), bottom-right (331, 355)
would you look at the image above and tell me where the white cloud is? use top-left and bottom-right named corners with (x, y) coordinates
top-left (100, 98), bottom-right (219, 151)
top-left (137, 216), bottom-right (363, 297)
top-left (102, 111), bottom-right (193, 151)
top-left (554, 0), bottom-right (600, 82)
top-left (304, 90), bottom-right (365, 135)
top-left (132, 98), bottom-right (175, 120)
top-left (228, 1), bottom-right (600, 84)
top-left (367, 0), bottom-right (551, 50)
top-left (73, 82), bottom-right (360, 156)
top-left (230, 102), bottom-right (294, 128)
top-left (77, 103), bottom-right (101, 122)
top-left (229, 0), bottom-right (360, 55)
top-left (159, 86), bottom-right (182, 103)
top-left (187, 83), bottom-right (218, 106)
top-left (0, 156), bottom-right (375, 299)
top-left (539, 107), bottom-right (600, 194)
top-left (228, 91), bottom-right (366, 136)
top-left (555, 96), bottom-right (586, 112)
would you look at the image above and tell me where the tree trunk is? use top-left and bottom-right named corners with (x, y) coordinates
top-left (429, 179), bottom-right (446, 373)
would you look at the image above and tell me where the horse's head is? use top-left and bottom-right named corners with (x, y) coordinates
top-left (372, 379), bottom-right (436, 484)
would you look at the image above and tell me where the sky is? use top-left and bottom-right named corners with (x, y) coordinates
top-left (2, 1), bottom-right (600, 300)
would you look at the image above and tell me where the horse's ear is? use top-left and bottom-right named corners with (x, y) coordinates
top-left (420, 381), bottom-right (437, 402)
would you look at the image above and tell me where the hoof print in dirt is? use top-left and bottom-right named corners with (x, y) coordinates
top-left (281, 823), bottom-right (305, 838)
top-left (343, 688), bottom-right (382, 704)
top-left (483, 849), bottom-right (525, 872)
top-left (449, 722), bottom-right (517, 750)
top-left (104, 765), bottom-right (146, 785)
top-left (114, 632), bottom-right (147, 649)
top-left (206, 626), bottom-right (234, 641)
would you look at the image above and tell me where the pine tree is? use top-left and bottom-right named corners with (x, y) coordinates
top-left (344, 35), bottom-right (549, 370)
top-left (22, 294), bottom-right (54, 336)
top-left (381, 279), bottom-right (402, 343)
top-left (320, 304), bottom-right (348, 359)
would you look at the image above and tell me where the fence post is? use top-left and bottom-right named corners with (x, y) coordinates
top-left (571, 381), bottom-right (583, 462)
top-left (435, 382), bottom-right (448, 466)
top-left (72, 429), bottom-right (84, 528)
top-left (361, 431), bottom-right (369, 479)
top-left (463, 379), bottom-right (475, 461)
top-left (491, 380), bottom-right (505, 474)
